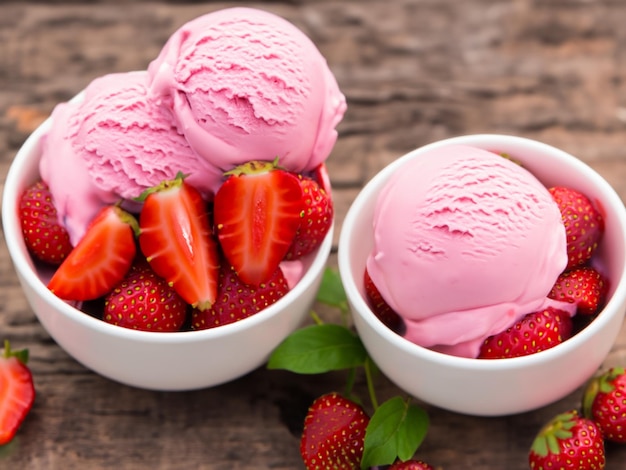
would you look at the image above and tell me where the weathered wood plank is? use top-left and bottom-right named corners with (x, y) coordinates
top-left (1, 1), bottom-right (626, 468)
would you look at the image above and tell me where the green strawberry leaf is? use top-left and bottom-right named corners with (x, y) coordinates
top-left (316, 268), bottom-right (348, 311)
top-left (2, 340), bottom-right (28, 365)
top-left (361, 396), bottom-right (429, 469)
top-left (267, 324), bottom-right (368, 374)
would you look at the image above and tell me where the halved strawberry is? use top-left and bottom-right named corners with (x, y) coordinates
top-left (285, 176), bottom-right (333, 260)
top-left (103, 258), bottom-right (188, 332)
top-left (191, 263), bottom-right (289, 329)
top-left (0, 341), bottom-right (35, 446)
top-left (138, 175), bottom-right (219, 311)
top-left (478, 307), bottom-right (573, 359)
top-left (48, 205), bottom-right (138, 301)
top-left (549, 186), bottom-right (604, 269)
top-left (213, 160), bottom-right (304, 286)
top-left (548, 266), bottom-right (609, 316)
top-left (19, 180), bottom-right (73, 265)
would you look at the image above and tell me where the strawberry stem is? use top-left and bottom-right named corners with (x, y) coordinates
top-left (364, 356), bottom-right (379, 410)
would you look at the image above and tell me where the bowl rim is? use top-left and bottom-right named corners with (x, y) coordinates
top-left (338, 133), bottom-right (626, 370)
top-left (2, 114), bottom-right (334, 344)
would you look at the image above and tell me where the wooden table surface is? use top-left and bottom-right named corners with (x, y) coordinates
top-left (2, 1), bottom-right (626, 468)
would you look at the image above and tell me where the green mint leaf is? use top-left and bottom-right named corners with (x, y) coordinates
top-left (316, 268), bottom-right (348, 311)
top-left (361, 396), bottom-right (429, 469)
top-left (267, 324), bottom-right (368, 374)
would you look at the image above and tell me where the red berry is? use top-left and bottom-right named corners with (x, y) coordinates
top-left (48, 205), bottom-right (138, 301)
top-left (285, 176), bottom-right (333, 260)
top-left (388, 460), bottom-right (436, 470)
top-left (363, 268), bottom-right (403, 333)
top-left (214, 160), bottom-right (304, 286)
top-left (478, 307), bottom-right (573, 359)
top-left (582, 367), bottom-right (626, 443)
top-left (191, 264), bottom-right (289, 330)
top-left (0, 341), bottom-right (35, 446)
top-left (548, 266), bottom-right (609, 316)
top-left (549, 186), bottom-right (604, 269)
top-left (19, 180), bottom-right (73, 265)
top-left (138, 175), bottom-right (219, 311)
top-left (300, 392), bottom-right (370, 470)
top-left (528, 410), bottom-right (605, 469)
top-left (103, 259), bottom-right (188, 332)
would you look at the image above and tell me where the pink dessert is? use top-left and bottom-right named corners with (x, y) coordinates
top-left (366, 145), bottom-right (579, 358)
top-left (39, 7), bottom-right (346, 247)
top-left (147, 6), bottom-right (346, 188)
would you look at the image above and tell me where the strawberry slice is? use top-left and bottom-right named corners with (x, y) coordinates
top-left (213, 160), bottom-right (304, 286)
top-left (0, 341), bottom-right (35, 446)
top-left (48, 206), bottom-right (138, 301)
top-left (138, 175), bottom-right (219, 311)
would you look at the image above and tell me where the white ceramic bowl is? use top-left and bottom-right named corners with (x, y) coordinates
top-left (2, 114), bottom-right (333, 391)
top-left (338, 134), bottom-right (626, 416)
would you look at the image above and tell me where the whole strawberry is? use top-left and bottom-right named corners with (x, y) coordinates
top-left (549, 186), bottom-right (604, 270)
top-left (300, 392), bottom-right (370, 470)
top-left (104, 259), bottom-right (187, 332)
top-left (478, 307), bottom-right (573, 359)
top-left (19, 180), bottom-right (73, 265)
top-left (582, 367), bottom-right (626, 443)
top-left (388, 459), bottom-right (436, 469)
top-left (191, 264), bottom-right (289, 329)
top-left (285, 175), bottom-right (333, 260)
top-left (363, 268), bottom-right (403, 333)
top-left (548, 266), bottom-right (609, 316)
top-left (529, 410), bottom-right (605, 469)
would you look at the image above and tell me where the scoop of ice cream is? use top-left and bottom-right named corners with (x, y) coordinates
top-left (366, 145), bottom-right (573, 358)
top-left (147, 7), bottom-right (346, 182)
top-left (40, 71), bottom-right (216, 244)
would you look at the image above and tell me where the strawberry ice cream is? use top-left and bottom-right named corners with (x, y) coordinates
top-left (40, 71), bottom-right (218, 245)
top-left (147, 7), bottom-right (346, 179)
top-left (38, 8), bottom-right (345, 246)
top-left (366, 144), bottom-right (575, 358)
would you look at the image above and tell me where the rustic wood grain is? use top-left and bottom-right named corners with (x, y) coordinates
top-left (2, 1), bottom-right (626, 468)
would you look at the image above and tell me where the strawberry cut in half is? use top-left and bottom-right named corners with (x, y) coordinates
top-left (138, 174), bottom-right (219, 311)
top-left (0, 341), bottom-right (35, 446)
top-left (48, 205), bottom-right (138, 301)
top-left (214, 160), bottom-right (304, 286)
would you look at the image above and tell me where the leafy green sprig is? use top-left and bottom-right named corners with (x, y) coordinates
top-left (268, 268), bottom-right (429, 469)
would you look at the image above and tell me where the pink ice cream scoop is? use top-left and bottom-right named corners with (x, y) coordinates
top-left (366, 145), bottom-right (573, 358)
top-left (147, 7), bottom-right (346, 181)
top-left (40, 70), bottom-right (217, 244)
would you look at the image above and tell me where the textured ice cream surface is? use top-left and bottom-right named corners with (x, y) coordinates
top-left (366, 144), bottom-right (573, 358)
top-left (40, 71), bottom-right (219, 245)
top-left (147, 7), bottom-right (346, 187)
